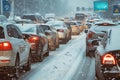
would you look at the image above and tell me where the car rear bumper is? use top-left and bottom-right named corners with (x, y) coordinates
top-left (104, 71), bottom-right (120, 78)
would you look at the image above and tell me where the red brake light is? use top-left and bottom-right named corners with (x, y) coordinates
top-left (57, 29), bottom-right (64, 32)
top-left (0, 41), bottom-right (12, 51)
top-left (102, 53), bottom-right (116, 65)
top-left (88, 31), bottom-right (94, 38)
top-left (28, 36), bottom-right (40, 43)
top-left (0, 60), bottom-right (10, 63)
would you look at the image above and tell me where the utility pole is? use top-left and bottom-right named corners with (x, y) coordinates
top-left (1, 0), bottom-right (3, 15)
top-left (9, 0), bottom-right (14, 19)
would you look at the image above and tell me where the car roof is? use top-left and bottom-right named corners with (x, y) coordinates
top-left (15, 24), bottom-right (38, 32)
top-left (90, 21), bottom-right (118, 33)
top-left (105, 27), bottom-right (120, 52)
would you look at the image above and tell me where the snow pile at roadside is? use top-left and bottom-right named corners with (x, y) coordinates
top-left (28, 33), bottom-right (86, 80)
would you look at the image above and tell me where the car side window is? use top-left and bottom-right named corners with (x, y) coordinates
top-left (0, 26), bottom-right (5, 38)
top-left (7, 25), bottom-right (23, 39)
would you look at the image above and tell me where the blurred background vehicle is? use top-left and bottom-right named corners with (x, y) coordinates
top-left (47, 20), bottom-right (70, 44)
top-left (38, 24), bottom-right (59, 51)
top-left (64, 21), bottom-right (80, 35)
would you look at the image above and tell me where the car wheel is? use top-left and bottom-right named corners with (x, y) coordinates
top-left (14, 55), bottom-right (20, 79)
top-left (45, 51), bottom-right (49, 57)
top-left (56, 37), bottom-right (59, 48)
top-left (24, 50), bottom-right (31, 71)
top-left (37, 44), bottom-right (43, 62)
top-left (39, 53), bottom-right (44, 62)
top-left (63, 38), bottom-right (67, 44)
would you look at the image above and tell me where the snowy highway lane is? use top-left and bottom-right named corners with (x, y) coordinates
top-left (20, 32), bottom-right (95, 80)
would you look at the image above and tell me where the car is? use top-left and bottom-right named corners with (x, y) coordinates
top-left (85, 21), bottom-right (118, 57)
top-left (16, 24), bottom-right (49, 62)
top-left (64, 21), bottom-right (80, 35)
top-left (21, 13), bottom-right (44, 23)
top-left (95, 27), bottom-right (120, 80)
top-left (38, 24), bottom-right (59, 50)
top-left (47, 20), bottom-right (70, 44)
top-left (0, 23), bottom-right (31, 79)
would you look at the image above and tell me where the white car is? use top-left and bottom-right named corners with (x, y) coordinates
top-left (95, 27), bottom-right (120, 80)
top-left (0, 23), bottom-right (31, 79)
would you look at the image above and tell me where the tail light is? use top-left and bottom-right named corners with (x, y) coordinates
top-left (57, 29), bottom-right (64, 32)
top-left (87, 31), bottom-right (94, 38)
top-left (28, 36), bottom-right (40, 43)
top-left (102, 53), bottom-right (116, 65)
top-left (0, 60), bottom-right (10, 63)
top-left (0, 41), bottom-right (12, 51)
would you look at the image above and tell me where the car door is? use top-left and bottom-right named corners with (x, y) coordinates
top-left (37, 26), bottom-right (48, 52)
top-left (7, 25), bottom-right (29, 65)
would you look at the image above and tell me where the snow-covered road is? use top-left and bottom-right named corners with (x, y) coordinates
top-left (20, 32), bottom-right (95, 80)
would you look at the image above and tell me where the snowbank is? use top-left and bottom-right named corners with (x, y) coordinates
top-left (24, 33), bottom-right (86, 80)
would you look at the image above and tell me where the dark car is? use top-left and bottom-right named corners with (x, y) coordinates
top-left (95, 27), bottom-right (120, 80)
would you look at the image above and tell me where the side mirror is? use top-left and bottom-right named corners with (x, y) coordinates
top-left (92, 39), bottom-right (100, 46)
top-left (84, 29), bottom-right (88, 33)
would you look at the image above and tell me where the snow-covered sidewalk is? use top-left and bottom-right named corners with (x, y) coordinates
top-left (22, 33), bottom-right (86, 80)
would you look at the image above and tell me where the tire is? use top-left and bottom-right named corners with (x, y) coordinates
top-left (13, 55), bottom-right (20, 80)
top-left (24, 51), bottom-right (31, 71)
top-left (63, 38), bottom-right (67, 44)
top-left (37, 43), bottom-right (43, 62)
top-left (45, 51), bottom-right (49, 57)
top-left (55, 37), bottom-right (59, 48)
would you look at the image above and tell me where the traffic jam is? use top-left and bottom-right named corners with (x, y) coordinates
top-left (0, 0), bottom-right (120, 80)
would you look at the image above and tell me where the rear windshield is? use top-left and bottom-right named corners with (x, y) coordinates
top-left (40, 25), bottom-right (51, 31)
top-left (95, 23), bottom-right (116, 26)
top-left (0, 27), bottom-right (5, 38)
top-left (65, 22), bottom-right (76, 25)
top-left (22, 15), bottom-right (36, 21)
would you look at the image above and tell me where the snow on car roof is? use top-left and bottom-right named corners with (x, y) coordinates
top-left (94, 20), bottom-right (115, 25)
top-left (105, 27), bottom-right (120, 52)
top-left (15, 24), bottom-right (37, 32)
top-left (90, 21), bottom-right (118, 33)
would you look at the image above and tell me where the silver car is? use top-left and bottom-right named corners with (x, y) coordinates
top-left (47, 20), bottom-right (70, 44)
top-left (39, 24), bottom-right (59, 51)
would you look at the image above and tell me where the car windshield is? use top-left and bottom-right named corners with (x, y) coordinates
top-left (22, 15), bottom-right (36, 21)
top-left (0, 27), bottom-right (5, 38)
top-left (40, 25), bottom-right (51, 31)
top-left (53, 24), bottom-right (62, 27)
